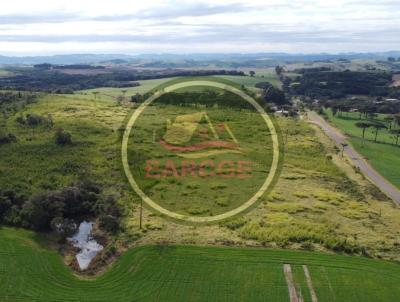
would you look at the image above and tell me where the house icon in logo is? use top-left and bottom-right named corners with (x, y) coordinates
top-left (159, 111), bottom-right (242, 159)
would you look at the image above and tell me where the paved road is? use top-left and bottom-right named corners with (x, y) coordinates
top-left (307, 111), bottom-right (400, 204)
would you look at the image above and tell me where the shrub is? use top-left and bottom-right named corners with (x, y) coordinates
top-left (50, 217), bottom-right (77, 240)
top-left (15, 116), bottom-right (25, 125)
top-left (55, 128), bottom-right (72, 145)
top-left (0, 133), bottom-right (17, 145)
top-left (26, 113), bottom-right (45, 126)
top-left (221, 217), bottom-right (248, 230)
top-left (99, 215), bottom-right (120, 233)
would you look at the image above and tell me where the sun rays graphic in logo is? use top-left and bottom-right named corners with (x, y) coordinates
top-left (159, 111), bottom-right (242, 159)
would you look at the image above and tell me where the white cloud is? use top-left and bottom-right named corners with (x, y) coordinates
top-left (0, 0), bottom-right (399, 54)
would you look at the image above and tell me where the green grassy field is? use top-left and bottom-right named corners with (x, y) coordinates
top-left (77, 78), bottom-right (175, 101)
top-left (2, 79), bottom-right (400, 260)
top-left (324, 109), bottom-right (400, 188)
top-left (2, 77), bottom-right (400, 300)
top-left (76, 74), bottom-right (280, 102)
top-left (1, 227), bottom-right (400, 302)
top-left (0, 70), bottom-right (12, 77)
top-left (127, 85), bottom-right (274, 218)
top-left (215, 74), bottom-right (281, 89)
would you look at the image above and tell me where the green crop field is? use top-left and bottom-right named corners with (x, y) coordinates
top-left (324, 109), bottom-right (400, 188)
top-left (1, 227), bottom-right (400, 302)
top-left (215, 73), bottom-right (281, 89)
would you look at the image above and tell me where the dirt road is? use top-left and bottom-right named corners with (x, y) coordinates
top-left (307, 111), bottom-right (400, 204)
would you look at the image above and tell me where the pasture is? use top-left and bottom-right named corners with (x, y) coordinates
top-left (1, 227), bottom-right (400, 301)
top-left (76, 78), bottom-right (175, 102)
top-left (324, 109), bottom-right (400, 188)
top-left (215, 73), bottom-right (281, 89)
top-left (76, 74), bottom-right (280, 102)
top-left (0, 70), bottom-right (12, 77)
top-left (2, 77), bottom-right (400, 264)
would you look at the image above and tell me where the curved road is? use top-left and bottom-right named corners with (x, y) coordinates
top-left (307, 111), bottom-right (400, 204)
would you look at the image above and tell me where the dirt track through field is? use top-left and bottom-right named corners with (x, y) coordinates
top-left (303, 265), bottom-right (318, 302)
top-left (284, 264), bottom-right (302, 302)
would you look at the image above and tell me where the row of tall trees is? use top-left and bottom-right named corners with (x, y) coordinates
top-left (355, 117), bottom-right (400, 146)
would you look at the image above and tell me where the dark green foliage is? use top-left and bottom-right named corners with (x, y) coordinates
top-left (21, 182), bottom-right (101, 230)
top-left (130, 93), bottom-right (142, 103)
top-left (99, 215), bottom-right (120, 233)
top-left (262, 85), bottom-right (288, 105)
top-left (0, 133), bottom-right (16, 145)
top-left (290, 70), bottom-right (393, 99)
top-left (55, 128), bottom-right (72, 145)
top-left (390, 129), bottom-right (400, 145)
top-left (0, 68), bottom-right (244, 92)
top-left (26, 113), bottom-right (46, 126)
top-left (50, 217), bottom-right (77, 239)
top-left (0, 92), bottom-right (37, 114)
top-left (0, 180), bottom-right (120, 233)
top-left (156, 90), bottom-right (260, 109)
top-left (21, 192), bottom-right (65, 230)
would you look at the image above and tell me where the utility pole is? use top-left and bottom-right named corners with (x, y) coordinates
top-left (341, 143), bottom-right (348, 158)
top-left (139, 199), bottom-right (143, 230)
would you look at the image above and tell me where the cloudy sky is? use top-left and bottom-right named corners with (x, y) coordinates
top-left (0, 0), bottom-right (399, 55)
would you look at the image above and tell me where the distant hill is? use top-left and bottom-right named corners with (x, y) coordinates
top-left (0, 51), bottom-right (400, 65)
top-left (0, 54), bottom-right (135, 65)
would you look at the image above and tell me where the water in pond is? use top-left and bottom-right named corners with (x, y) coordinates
top-left (68, 221), bottom-right (103, 270)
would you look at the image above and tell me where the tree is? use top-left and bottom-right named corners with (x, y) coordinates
top-left (394, 115), bottom-right (400, 128)
top-left (99, 214), bottom-right (120, 233)
top-left (371, 122), bottom-right (387, 143)
top-left (249, 71), bottom-right (255, 77)
top-left (0, 133), bottom-right (17, 145)
top-left (131, 93), bottom-right (141, 103)
top-left (121, 89), bottom-right (128, 104)
top-left (355, 122), bottom-right (372, 146)
top-left (21, 192), bottom-right (64, 230)
top-left (275, 65), bottom-right (284, 75)
top-left (390, 129), bottom-right (400, 145)
top-left (384, 116), bottom-right (395, 129)
top-left (55, 128), bottom-right (72, 145)
top-left (263, 86), bottom-right (287, 105)
top-left (50, 217), bottom-right (77, 240)
top-left (0, 194), bottom-right (12, 222)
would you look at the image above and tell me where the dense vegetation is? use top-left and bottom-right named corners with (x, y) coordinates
top-left (288, 70), bottom-right (395, 99)
top-left (255, 81), bottom-right (289, 105)
top-left (0, 91), bottom-right (38, 113)
top-left (156, 90), bottom-right (261, 109)
top-left (0, 180), bottom-right (122, 236)
top-left (0, 68), bottom-right (245, 93)
top-left (0, 91), bottom-right (124, 236)
top-left (310, 97), bottom-right (400, 115)
top-left (1, 76), bottom-right (400, 268)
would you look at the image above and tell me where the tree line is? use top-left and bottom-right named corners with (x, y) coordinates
top-left (0, 68), bottom-right (245, 93)
top-left (288, 70), bottom-right (395, 99)
top-left (0, 180), bottom-right (123, 238)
